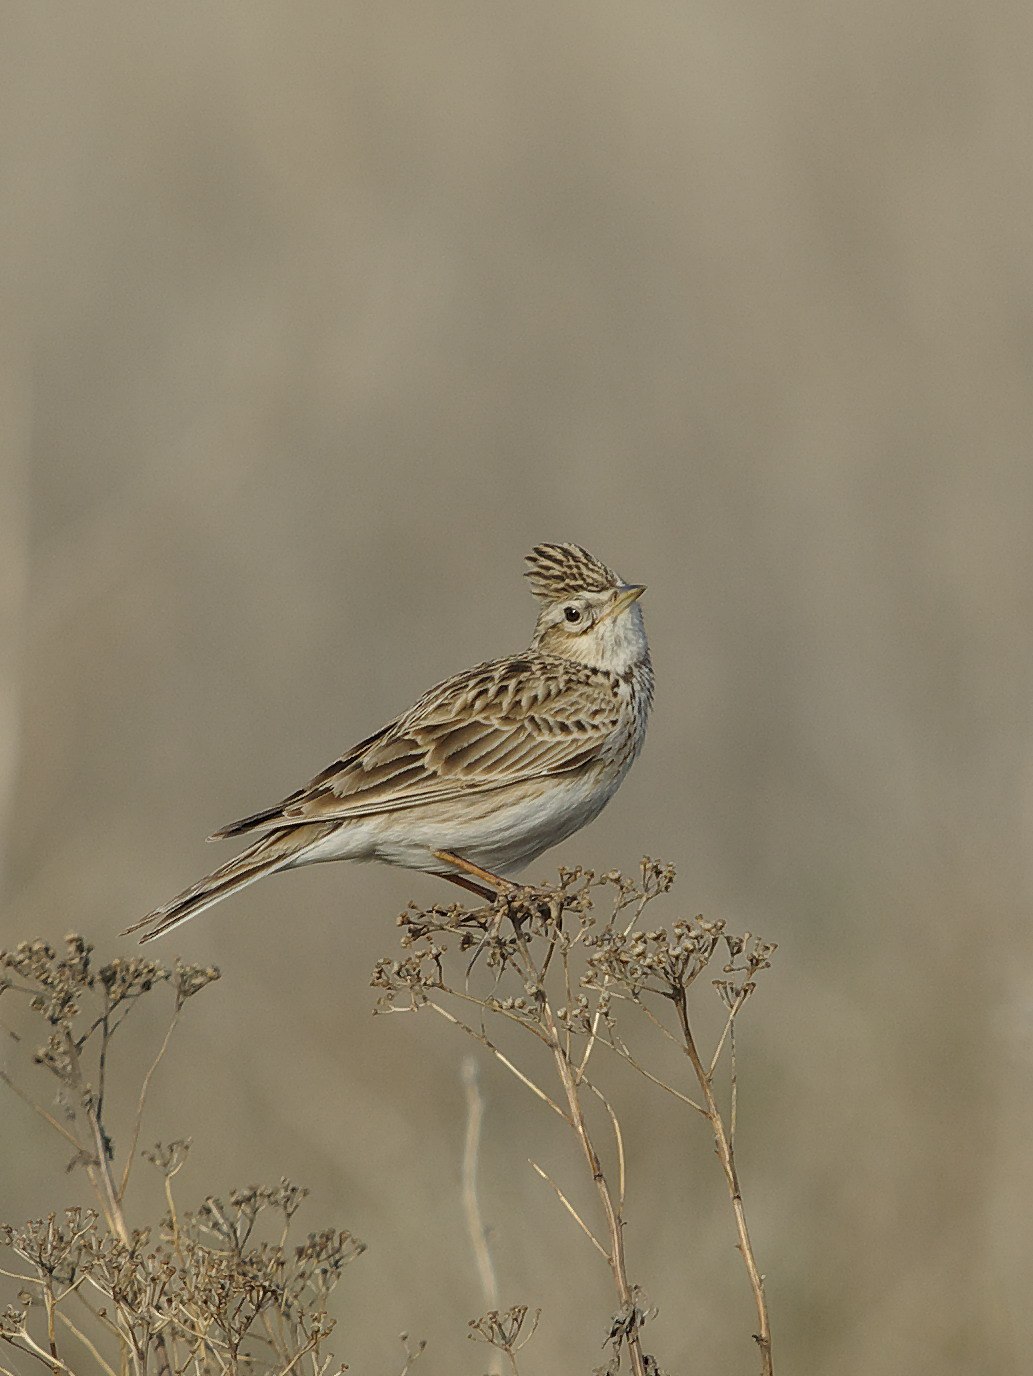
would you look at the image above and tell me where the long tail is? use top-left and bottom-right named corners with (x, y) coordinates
top-left (123, 828), bottom-right (316, 944)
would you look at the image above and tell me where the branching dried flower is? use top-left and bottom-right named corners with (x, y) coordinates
top-left (468, 1304), bottom-right (540, 1374)
top-left (1, 936), bottom-right (359, 1376)
top-left (395, 1331), bottom-right (427, 1374)
top-left (375, 860), bottom-right (776, 1376)
top-left (2, 862), bottom-right (778, 1376)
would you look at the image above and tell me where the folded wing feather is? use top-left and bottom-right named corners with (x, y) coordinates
top-left (212, 656), bottom-right (617, 836)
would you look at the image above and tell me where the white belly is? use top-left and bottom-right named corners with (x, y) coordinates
top-left (292, 768), bottom-right (623, 877)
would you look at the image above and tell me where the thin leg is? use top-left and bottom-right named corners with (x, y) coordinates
top-left (434, 870), bottom-right (497, 902)
top-left (433, 849), bottom-right (515, 894)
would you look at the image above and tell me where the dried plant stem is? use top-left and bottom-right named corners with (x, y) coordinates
top-left (118, 1008), bottom-right (181, 1201)
top-left (372, 866), bottom-right (776, 1370)
top-left (486, 910), bottom-right (649, 1376)
top-left (539, 994), bottom-right (647, 1376)
top-left (70, 1289), bottom-right (127, 1348)
top-left (0, 1070), bottom-right (84, 1155)
top-left (43, 1275), bottom-right (58, 1369)
top-left (673, 989), bottom-right (772, 1376)
top-left (3, 942), bottom-right (342, 1376)
top-left (440, 976), bottom-right (645, 1366)
top-left (428, 1001), bottom-right (567, 1120)
top-left (270, 1334), bottom-right (317, 1376)
top-left (709, 989), bottom-right (751, 1079)
top-left (66, 1040), bottom-right (128, 1247)
top-left (5, 1330), bottom-right (76, 1376)
top-left (602, 1030), bottom-right (707, 1113)
top-left (63, 1033), bottom-right (169, 1376)
top-left (527, 1158), bottom-right (607, 1259)
top-left (0, 1267), bottom-right (36, 1285)
top-left (575, 904), bottom-right (654, 1079)
top-left (54, 1310), bottom-right (120, 1376)
top-left (599, 1086), bottom-right (627, 1206)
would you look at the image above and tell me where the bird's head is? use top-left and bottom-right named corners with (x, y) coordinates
top-left (525, 543), bottom-right (648, 672)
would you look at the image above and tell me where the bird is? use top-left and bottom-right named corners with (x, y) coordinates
top-left (125, 542), bottom-right (653, 943)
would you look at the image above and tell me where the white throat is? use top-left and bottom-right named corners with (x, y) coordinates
top-left (570, 603), bottom-right (650, 674)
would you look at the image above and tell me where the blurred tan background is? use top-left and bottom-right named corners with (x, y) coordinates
top-left (3, 2), bottom-right (1032, 1371)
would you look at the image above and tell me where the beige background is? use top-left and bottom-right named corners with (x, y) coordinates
top-left (3, 3), bottom-right (1031, 1372)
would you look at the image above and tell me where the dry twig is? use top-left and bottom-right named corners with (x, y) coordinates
top-left (0, 936), bottom-right (359, 1376)
top-left (373, 859), bottom-right (777, 1374)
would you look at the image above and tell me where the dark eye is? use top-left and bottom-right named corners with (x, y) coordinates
top-left (563, 606), bottom-right (582, 623)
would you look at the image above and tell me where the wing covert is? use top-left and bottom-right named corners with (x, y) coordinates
top-left (278, 656), bottom-right (619, 825)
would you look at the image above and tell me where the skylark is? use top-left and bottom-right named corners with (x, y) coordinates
top-left (126, 543), bottom-right (653, 943)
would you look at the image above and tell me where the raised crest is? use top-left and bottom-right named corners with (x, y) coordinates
top-left (524, 542), bottom-right (621, 602)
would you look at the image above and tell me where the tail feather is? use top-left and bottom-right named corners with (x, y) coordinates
top-left (124, 831), bottom-right (299, 944)
top-left (206, 797), bottom-right (304, 842)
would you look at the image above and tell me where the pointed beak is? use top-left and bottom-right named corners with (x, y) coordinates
top-left (601, 583), bottom-right (646, 621)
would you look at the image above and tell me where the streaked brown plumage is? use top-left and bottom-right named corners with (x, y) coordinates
top-left (126, 543), bottom-right (653, 943)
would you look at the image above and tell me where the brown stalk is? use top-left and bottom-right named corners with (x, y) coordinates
top-left (54, 1309), bottom-right (120, 1376)
top-left (509, 918), bottom-right (648, 1376)
top-left (62, 1034), bottom-right (129, 1247)
top-left (541, 996), bottom-right (647, 1376)
top-left (673, 986), bottom-right (773, 1376)
top-left (42, 1274), bottom-right (58, 1371)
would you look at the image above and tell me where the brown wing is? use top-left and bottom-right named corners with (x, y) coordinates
top-left (211, 656), bottom-right (618, 837)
